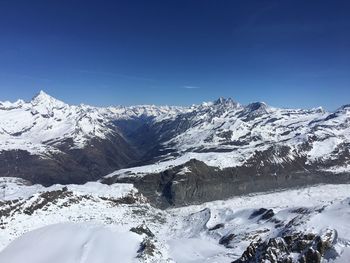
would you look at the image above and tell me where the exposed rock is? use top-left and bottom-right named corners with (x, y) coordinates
top-left (130, 224), bottom-right (155, 238)
top-left (315, 229), bottom-right (337, 256)
top-left (137, 238), bottom-right (156, 257)
top-left (260, 209), bottom-right (275, 221)
top-left (105, 159), bottom-right (350, 208)
top-left (209, 223), bottom-right (225, 231)
top-left (249, 208), bottom-right (268, 219)
top-left (299, 248), bottom-right (321, 263)
top-left (23, 187), bottom-right (74, 215)
top-left (99, 193), bottom-right (143, 206)
top-left (233, 230), bottom-right (337, 263)
top-left (219, 233), bottom-right (236, 247)
top-left (233, 237), bottom-right (292, 263)
top-left (0, 135), bottom-right (138, 186)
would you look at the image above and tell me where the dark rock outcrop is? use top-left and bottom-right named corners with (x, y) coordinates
top-left (232, 229), bottom-right (338, 263)
top-left (103, 159), bottom-right (350, 208)
top-left (130, 224), bottom-right (155, 238)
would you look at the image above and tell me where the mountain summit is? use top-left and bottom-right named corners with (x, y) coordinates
top-left (32, 90), bottom-right (56, 101)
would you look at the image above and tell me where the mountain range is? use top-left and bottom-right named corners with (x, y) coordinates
top-left (0, 91), bottom-right (349, 206)
top-left (1, 92), bottom-right (350, 263)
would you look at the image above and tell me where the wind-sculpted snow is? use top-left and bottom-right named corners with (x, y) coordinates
top-left (1, 180), bottom-right (349, 262)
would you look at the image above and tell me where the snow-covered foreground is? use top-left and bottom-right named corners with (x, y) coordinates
top-left (165, 184), bottom-right (350, 263)
top-left (0, 223), bottom-right (142, 263)
top-left (0, 178), bottom-right (349, 262)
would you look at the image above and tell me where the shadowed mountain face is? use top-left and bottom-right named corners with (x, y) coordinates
top-left (0, 136), bottom-right (138, 186)
top-left (0, 92), bottom-right (350, 201)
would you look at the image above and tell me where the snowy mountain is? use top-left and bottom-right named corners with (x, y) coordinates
top-left (0, 91), bottom-right (349, 202)
top-left (141, 97), bottom-right (349, 169)
top-left (104, 98), bottom-right (350, 207)
top-left (0, 91), bottom-right (186, 185)
top-left (0, 90), bottom-right (184, 155)
top-left (0, 178), bottom-right (349, 262)
top-left (0, 93), bottom-right (350, 262)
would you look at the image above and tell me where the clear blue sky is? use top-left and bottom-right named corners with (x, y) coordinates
top-left (0, 0), bottom-right (349, 110)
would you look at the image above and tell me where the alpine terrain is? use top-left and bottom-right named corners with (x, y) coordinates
top-left (0, 92), bottom-right (349, 262)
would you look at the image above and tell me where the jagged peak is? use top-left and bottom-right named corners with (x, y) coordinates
top-left (213, 97), bottom-right (236, 106)
top-left (310, 106), bottom-right (326, 114)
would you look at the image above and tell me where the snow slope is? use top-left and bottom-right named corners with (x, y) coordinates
top-left (0, 223), bottom-right (142, 263)
top-left (166, 184), bottom-right (350, 262)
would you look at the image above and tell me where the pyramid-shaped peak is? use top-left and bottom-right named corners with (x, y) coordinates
top-left (32, 90), bottom-right (54, 100)
top-left (31, 90), bottom-right (66, 107)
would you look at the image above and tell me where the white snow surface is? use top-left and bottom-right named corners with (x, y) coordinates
top-left (0, 179), bottom-right (350, 262)
top-left (0, 223), bottom-right (142, 263)
top-left (105, 151), bottom-right (249, 178)
top-left (0, 177), bottom-right (135, 201)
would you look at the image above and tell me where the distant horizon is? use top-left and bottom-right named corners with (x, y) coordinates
top-left (0, 0), bottom-right (349, 110)
top-left (0, 89), bottom-right (347, 112)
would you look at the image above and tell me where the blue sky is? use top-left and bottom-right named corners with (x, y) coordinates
top-left (0, 0), bottom-right (349, 110)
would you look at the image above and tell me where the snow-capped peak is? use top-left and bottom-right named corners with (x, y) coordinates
top-left (0, 92), bottom-right (188, 156)
top-left (32, 90), bottom-right (53, 102)
top-left (31, 90), bottom-right (66, 108)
